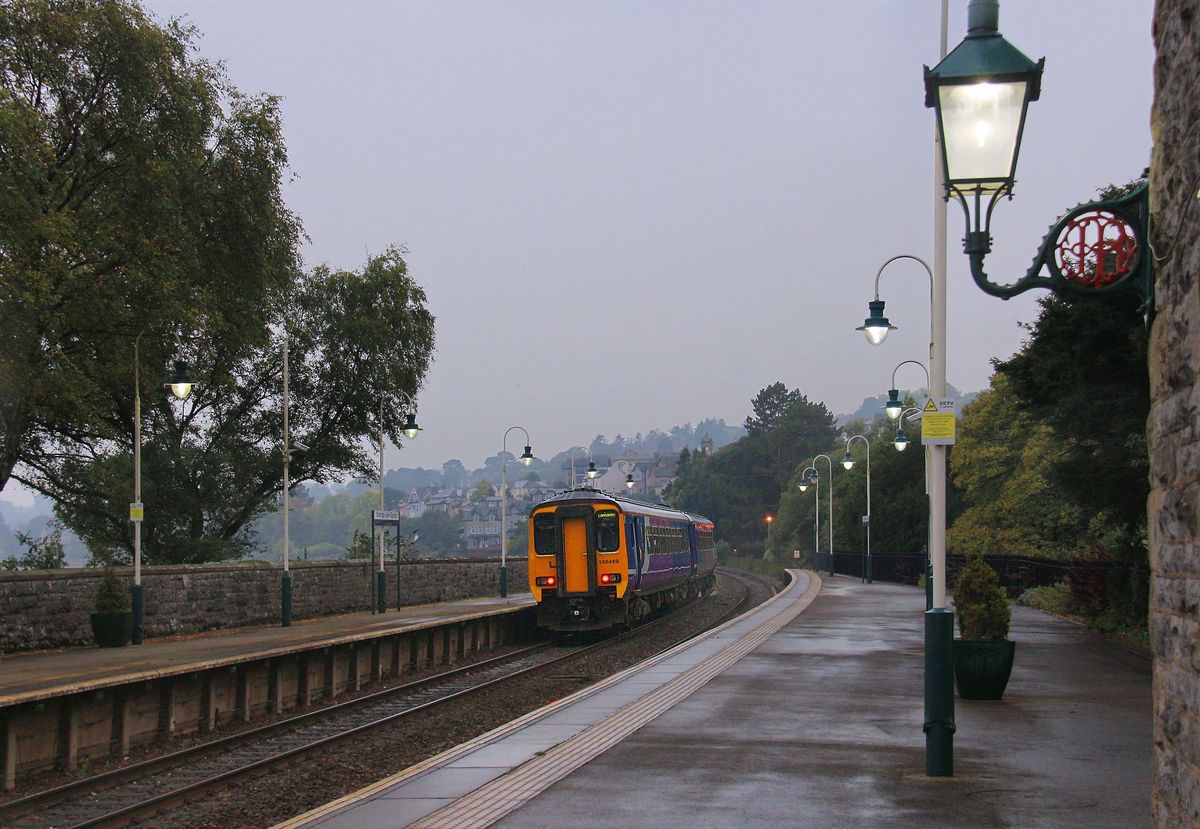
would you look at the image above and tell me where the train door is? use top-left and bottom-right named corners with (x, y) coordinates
top-left (556, 505), bottom-right (595, 595)
top-left (687, 523), bottom-right (699, 576)
top-left (625, 515), bottom-right (642, 589)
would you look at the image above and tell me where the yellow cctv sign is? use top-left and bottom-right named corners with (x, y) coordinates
top-left (921, 398), bottom-right (956, 446)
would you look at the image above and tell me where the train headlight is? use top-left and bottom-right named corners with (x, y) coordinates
top-left (536, 576), bottom-right (557, 587)
top-left (599, 573), bottom-right (622, 585)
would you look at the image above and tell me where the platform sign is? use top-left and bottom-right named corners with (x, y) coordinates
top-left (921, 398), bottom-right (956, 445)
top-left (129, 502), bottom-right (144, 522)
top-left (793, 549), bottom-right (802, 559)
top-left (372, 510), bottom-right (400, 524)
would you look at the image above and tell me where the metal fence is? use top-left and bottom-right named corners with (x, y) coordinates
top-left (814, 550), bottom-right (1124, 596)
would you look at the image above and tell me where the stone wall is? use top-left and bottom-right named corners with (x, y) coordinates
top-left (0, 557), bottom-right (527, 652)
top-left (1149, 2), bottom-right (1199, 826)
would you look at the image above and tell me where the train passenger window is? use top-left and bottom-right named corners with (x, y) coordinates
top-left (595, 511), bottom-right (620, 552)
top-left (533, 513), bottom-right (558, 556)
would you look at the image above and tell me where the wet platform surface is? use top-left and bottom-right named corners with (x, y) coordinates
top-left (280, 572), bottom-right (1152, 829)
top-left (0, 594), bottom-right (533, 706)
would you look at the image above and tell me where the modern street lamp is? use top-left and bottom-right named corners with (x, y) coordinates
top-left (764, 514), bottom-right (773, 556)
top-left (885, 361), bottom-right (930, 421)
top-left (893, 408), bottom-right (923, 452)
top-left (280, 328), bottom-right (297, 626)
top-left (843, 435), bottom-right (872, 584)
top-left (500, 427), bottom-right (534, 598)
top-left (857, 255), bottom-right (934, 349)
top-left (625, 473), bottom-right (635, 491)
top-left (131, 336), bottom-right (193, 644)
top-left (567, 447), bottom-right (591, 488)
top-left (798, 466), bottom-right (819, 568)
top-left (809, 455), bottom-right (834, 577)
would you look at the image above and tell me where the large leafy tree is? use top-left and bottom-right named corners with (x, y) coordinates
top-left (947, 373), bottom-right (1086, 558)
top-left (666, 383), bottom-right (839, 554)
top-left (28, 249), bottom-right (435, 564)
top-left (995, 288), bottom-right (1149, 623)
top-left (0, 0), bottom-right (300, 493)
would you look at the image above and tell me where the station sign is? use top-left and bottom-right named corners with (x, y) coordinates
top-left (921, 398), bottom-right (956, 445)
top-left (372, 510), bottom-right (400, 523)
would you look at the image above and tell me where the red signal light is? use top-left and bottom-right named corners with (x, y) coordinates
top-left (536, 576), bottom-right (557, 587)
top-left (599, 573), bottom-right (622, 585)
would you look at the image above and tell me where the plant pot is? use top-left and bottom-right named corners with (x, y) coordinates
top-left (953, 639), bottom-right (1015, 700)
top-left (90, 611), bottom-right (133, 648)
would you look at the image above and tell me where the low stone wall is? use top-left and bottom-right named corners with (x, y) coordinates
top-left (0, 557), bottom-right (528, 652)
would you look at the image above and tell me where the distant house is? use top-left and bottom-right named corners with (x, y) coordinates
top-left (461, 495), bottom-right (503, 551)
top-left (400, 488), bottom-right (427, 519)
top-left (424, 488), bottom-right (467, 521)
top-left (587, 451), bottom-right (677, 499)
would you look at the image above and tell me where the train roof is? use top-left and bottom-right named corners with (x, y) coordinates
top-left (532, 488), bottom-right (713, 526)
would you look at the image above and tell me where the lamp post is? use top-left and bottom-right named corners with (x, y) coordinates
top-left (884, 360), bottom-right (931, 421)
top-left (764, 514), bottom-right (773, 557)
top-left (500, 427), bottom-right (534, 598)
top-left (913, 0), bottom-right (1044, 776)
top-left (798, 466), bottom-right (819, 568)
top-left (281, 328), bottom-right (292, 626)
top-left (567, 447), bottom-right (590, 488)
top-left (131, 336), bottom-right (193, 645)
top-left (843, 435), bottom-right (872, 584)
top-left (809, 455), bottom-right (834, 577)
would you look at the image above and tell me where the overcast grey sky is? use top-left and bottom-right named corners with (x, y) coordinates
top-left (56, 1), bottom-right (1167, 479)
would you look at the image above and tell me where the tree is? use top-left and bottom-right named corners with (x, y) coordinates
top-left (0, 0), bottom-right (301, 494)
top-left (469, 480), bottom-right (496, 503)
top-left (744, 383), bottom-right (802, 435)
top-left (2, 519), bottom-right (67, 570)
top-left (947, 374), bottom-right (1086, 558)
top-left (442, 460), bottom-right (467, 488)
top-left (995, 287), bottom-right (1149, 624)
top-left (667, 383), bottom-right (839, 554)
top-left (26, 248), bottom-right (435, 565)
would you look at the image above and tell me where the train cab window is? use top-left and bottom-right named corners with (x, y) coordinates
top-left (533, 513), bottom-right (558, 556)
top-left (595, 511), bottom-right (620, 553)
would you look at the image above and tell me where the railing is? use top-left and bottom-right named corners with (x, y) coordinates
top-left (815, 550), bottom-right (1132, 596)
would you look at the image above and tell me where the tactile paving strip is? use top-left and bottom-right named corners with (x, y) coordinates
top-left (407, 571), bottom-right (822, 828)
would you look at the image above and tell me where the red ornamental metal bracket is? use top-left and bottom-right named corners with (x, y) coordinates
top-left (966, 180), bottom-right (1153, 316)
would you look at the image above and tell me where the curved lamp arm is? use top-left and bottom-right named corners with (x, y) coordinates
top-left (873, 254), bottom-right (934, 354)
top-left (892, 360), bottom-right (930, 390)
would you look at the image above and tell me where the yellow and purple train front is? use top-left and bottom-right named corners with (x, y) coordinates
top-left (527, 489), bottom-right (717, 632)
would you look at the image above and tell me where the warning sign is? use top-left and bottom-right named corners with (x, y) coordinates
top-left (921, 398), bottom-right (956, 445)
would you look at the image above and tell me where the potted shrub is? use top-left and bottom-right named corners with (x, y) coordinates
top-left (952, 554), bottom-right (1014, 700)
top-left (90, 567), bottom-right (134, 647)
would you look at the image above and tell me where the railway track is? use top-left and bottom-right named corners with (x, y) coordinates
top-left (1, 572), bottom-right (763, 829)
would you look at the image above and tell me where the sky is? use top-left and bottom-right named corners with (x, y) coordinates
top-left (3, 0), bottom-right (1156, 508)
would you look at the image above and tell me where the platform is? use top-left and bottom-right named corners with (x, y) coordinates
top-left (279, 572), bottom-right (1152, 829)
top-left (0, 593), bottom-right (535, 786)
top-left (0, 594), bottom-right (533, 707)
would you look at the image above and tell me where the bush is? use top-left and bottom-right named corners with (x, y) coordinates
top-left (94, 567), bottom-right (131, 613)
top-left (953, 554), bottom-right (1010, 640)
top-left (1017, 583), bottom-right (1070, 615)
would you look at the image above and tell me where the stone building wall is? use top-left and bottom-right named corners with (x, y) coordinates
top-left (1148, 2), bottom-right (1199, 826)
top-left (0, 557), bottom-right (527, 652)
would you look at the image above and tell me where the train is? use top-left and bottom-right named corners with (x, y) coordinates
top-left (526, 488), bottom-right (717, 632)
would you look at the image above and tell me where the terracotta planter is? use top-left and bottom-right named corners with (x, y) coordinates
top-left (953, 639), bottom-right (1015, 700)
top-left (90, 611), bottom-right (133, 648)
